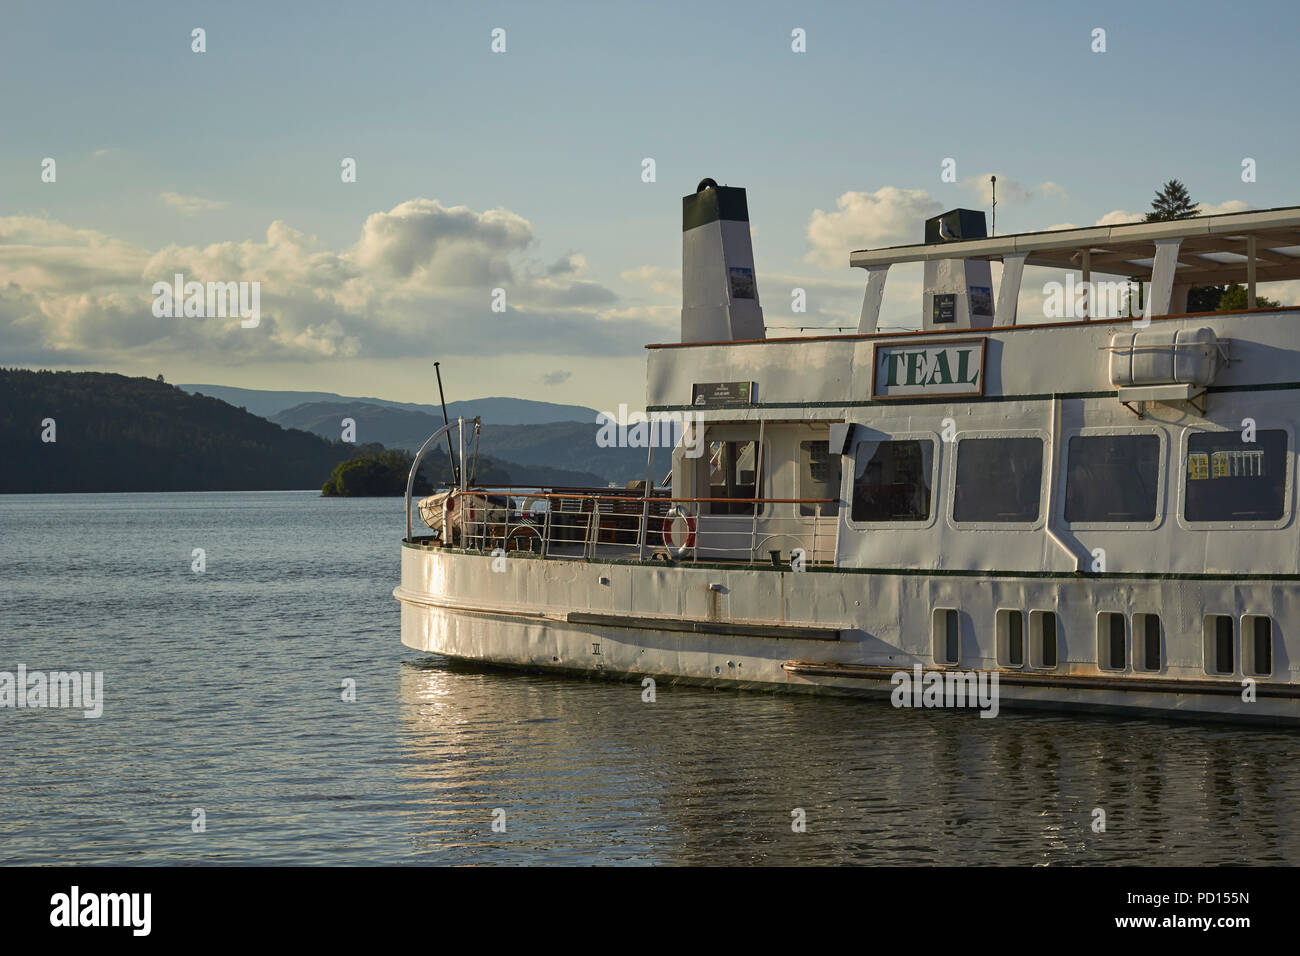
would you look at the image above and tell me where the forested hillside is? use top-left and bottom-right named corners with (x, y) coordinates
top-left (0, 369), bottom-right (352, 492)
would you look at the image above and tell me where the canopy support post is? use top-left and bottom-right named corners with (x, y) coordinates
top-left (1247, 234), bottom-right (1258, 308)
top-left (1148, 238), bottom-right (1183, 318)
top-left (1080, 249), bottom-right (1092, 319)
top-left (994, 254), bottom-right (1025, 327)
top-left (856, 265), bottom-right (890, 333)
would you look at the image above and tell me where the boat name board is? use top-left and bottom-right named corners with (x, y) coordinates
top-left (871, 337), bottom-right (986, 399)
top-left (692, 381), bottom-right (756, 407)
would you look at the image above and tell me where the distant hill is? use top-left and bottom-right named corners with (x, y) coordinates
top-left (330, 442), bottom-right (603, 494)
top-left (180, 384), bottom-right (601, 425)
top-left (323, 444), bottom-right (607, 494)
top-left (0, 369), bottom-right (352, 492)
top-left (270, 401), bottom-right (652, 484)
top-left (0, 370), bottom-right (612, 494)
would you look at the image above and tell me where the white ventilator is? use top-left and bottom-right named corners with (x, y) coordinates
top-left (680, 179), bottom-right (766, 343)
top-left (922, 209), bottom-right (996, 331)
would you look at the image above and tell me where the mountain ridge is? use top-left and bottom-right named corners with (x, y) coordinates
top-left (180, 384), bottom-right (602, 425)
top-left (0, 370), bottom-right (618, 493)
top-left (270, 401), bottom-right (651, 485)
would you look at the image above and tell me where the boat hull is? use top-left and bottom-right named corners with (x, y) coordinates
top-left (397, 542), bottom-right (1300, 724)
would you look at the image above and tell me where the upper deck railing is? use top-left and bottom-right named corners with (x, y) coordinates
top-left (406, 484), bottom-right (838, 567)
top-left (404, 416), bottom-right (838, 566)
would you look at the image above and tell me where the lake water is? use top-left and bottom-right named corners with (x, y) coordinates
top-left (1, 491), bottom-right (1298, 865)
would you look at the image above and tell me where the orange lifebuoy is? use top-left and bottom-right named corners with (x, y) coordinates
top-left (661, 506), bottom-right (696, 556)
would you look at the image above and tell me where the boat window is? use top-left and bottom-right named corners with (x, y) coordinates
top-left (705, 439), bottom-right (762, 516)
top-left (997, 609), bottom-right (1025, 667)
top-left (1064, 434), bottom-right (1160, 523)
top-left (1184, 430), bottom-right (1287, 522)
top-left (1097, 612), bottom-right (1126, 670)
top-left (1030, 611), bottom-right (1058, 669)
top-left (799, 440), bottom-right (841, 516)
top-left (851, 439), bottom-right (933, 522)
top-left (953, 437), bottom-right (1043, 522)
top-left (1135, 614), bottom-right (1161, 672)
top-left (932, 608), bottom-right (960, 665)
top-left (1244, 616), bottom-right (1273, 677)
top-left (1203, 615), bottom-right (1235, 675)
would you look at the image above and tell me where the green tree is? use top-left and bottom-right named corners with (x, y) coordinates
top-left (1144, 180), bottom-right (1199, 221)
top-left (1216, 282), bottom-right (1279, 311)
top-left (1144, 180), bottom-right (1222, 310)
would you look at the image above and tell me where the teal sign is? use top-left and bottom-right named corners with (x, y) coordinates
top-left (872, 338), bottom-right (985, 399)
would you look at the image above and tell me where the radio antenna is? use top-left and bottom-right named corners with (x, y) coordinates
top-left (434, 361), bottom-right (460, 487)
top-left (991, 175), bottom-right (997, 236)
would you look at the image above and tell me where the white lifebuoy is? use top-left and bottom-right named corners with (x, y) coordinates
top-left (661, 506), bottom-right (696, 557)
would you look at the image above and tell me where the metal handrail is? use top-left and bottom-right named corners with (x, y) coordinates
top-left (426, 483), bottom-right (839, 566)
top-left (404, 416), bottom-right (481, 541)
top-left (411, 486), bottom-right (835, 509)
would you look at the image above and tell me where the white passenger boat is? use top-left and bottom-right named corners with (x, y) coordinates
top-left (396, 178), bottom-right (1300, 723)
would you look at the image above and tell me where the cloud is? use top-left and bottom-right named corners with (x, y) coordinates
top-left (1198, 199), bottom-right (1250, 216)
top-left (547, 252), bottom-right (587, 276)
top-left (160, 192), bottom-right (230, 215)
top-left (353, 199), bottom-right (529, 284)
top-left (1259, 279), bottom-right (1300, 305)
top-left (1070, 200), bottom-right (1250, 229)
top-left (964, 175), bottom-right (1068, 206)
top-left (1094, 209), bottom-right (1144, 226)
top-left (0, 199), bottom-right (649, 366)
top-left (621, 265), bottom-right (678, 297)
top-left (541, 369), bottom-right (572, 386)
top-left (805, 187), bottom-right (943, 269)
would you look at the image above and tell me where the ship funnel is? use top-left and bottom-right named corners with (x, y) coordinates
top-left (680, 179), bottom-right (766, 343)
top-left (921, 208), bottom-right (995, 330)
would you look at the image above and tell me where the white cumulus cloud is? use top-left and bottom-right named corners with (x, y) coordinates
top-left (805, 187), bottom-right (943, 269)
top-left (160, 192), bottom-right (230, 215)
top-left (0, 199), bottom-right (654, 367)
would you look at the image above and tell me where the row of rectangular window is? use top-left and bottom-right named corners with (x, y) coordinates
top-left (849, 431), bottom-right (1288, 524)
top-left (932, 608), bottom-right (1274, 677)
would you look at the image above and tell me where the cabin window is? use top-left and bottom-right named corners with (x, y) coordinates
top-left (1135, 614), bottom-right (1161, 672)
top-left (1097, 612), bottom-right (1126, 670)
top-left (1064, 434), bottom-right (1159, 523)
top-left (1184, 430), bottom-right (1287, 522)
top-left (933, 608), bottom-right (960, 665)
top-left (1203, 615), bottom-right (1235, 675)
top-left (953, 437), bottom-right (1043, 522)
top-left (851, 439), bottom-right (934, 522)
top-left (799, 440), bottom-right (842, 516)
top-left (1029, 611), bottom-right (1058, 669)
top-left (1244, 615), bottom-right (1273, 677)
top-left (704, 439), bottom-right (763, 516)
top-left (996, 609), bottom-right (1025, 667)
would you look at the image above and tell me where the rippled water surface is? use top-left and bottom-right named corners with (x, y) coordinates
top-left (2, 491), bottom-right (1299, 865)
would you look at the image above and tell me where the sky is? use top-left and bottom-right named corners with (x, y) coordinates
top-left (3, 0), bottom-right (1299, 412)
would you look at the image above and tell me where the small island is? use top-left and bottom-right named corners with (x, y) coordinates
top-left (321, 448), bottom-right (419, 497)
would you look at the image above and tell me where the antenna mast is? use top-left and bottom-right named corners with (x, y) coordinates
top-left (433, 361), bottom-right (460, 487)
top-left (991, 175), bottom-right (997, 236)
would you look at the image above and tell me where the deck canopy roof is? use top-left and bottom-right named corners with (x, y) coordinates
top-left (850, 205), bottom-right (1300, 286)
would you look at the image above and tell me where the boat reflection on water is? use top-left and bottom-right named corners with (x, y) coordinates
top-left (393, 657), bottom-right (1300, 865)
